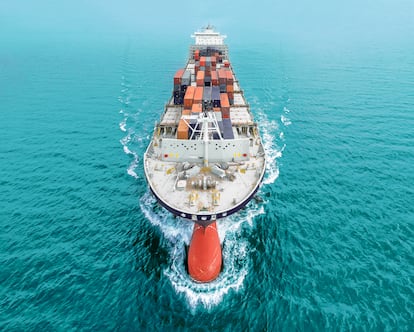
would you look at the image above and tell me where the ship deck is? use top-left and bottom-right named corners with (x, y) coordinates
top-left (144, 138), bottom-right (265, 221)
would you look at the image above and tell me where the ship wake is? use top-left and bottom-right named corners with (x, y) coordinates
top-left (139, 191), bottom-right (264, 311)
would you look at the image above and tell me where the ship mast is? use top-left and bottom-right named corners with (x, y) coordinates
top-left (202, 115), bottom-right (209, 167)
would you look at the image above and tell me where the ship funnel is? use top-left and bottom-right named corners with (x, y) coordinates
top-left (187, 222), bottom-right (222, 282)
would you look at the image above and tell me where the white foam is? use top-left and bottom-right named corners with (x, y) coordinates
top-left (122, 144), bottom-right (132, 155)
top-left (119, 118), bottom-right (127, 132)
top-left (257, 112), bottom-right (282, 185)
top-left (283, 106), bottom-right (291, 113)
top-left (120, 132), bottom-right (131, 146)
top-left (127, 166), bottom-right (138, 179)
top-left (281, 114), bottom-right (292, 126)
top-left (120, 131), bottom-right (139, 179)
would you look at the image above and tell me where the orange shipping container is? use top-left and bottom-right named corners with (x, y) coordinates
top-left (184, 86), bottom-right (196, 108)
top-left (220, 93), bottom-right (230, 109)
top-left (191, 103), bottom-right (202, 113)
top-left (220, 93), bottom-right (230, 119)
top-left (177, 120), bottom-right (188, 139)
top-left (225, 70), bottom-right (234, 84)
top-left (196, 71), bottom-right (205, 86)
top-left (211, 56), bottom-right (217, 66)
top-left (194, 86), bottom-right (204, 104)
top-left (227, 92), bottom-right (234, 105)
top-left (218, 69), bottom-right (227, 85)
top-left (211, 71), bottom-right (218, 86)
top-left (226, 84), bottom-right (234, 93)
top-left (182, 109), bottom-right (191, 116)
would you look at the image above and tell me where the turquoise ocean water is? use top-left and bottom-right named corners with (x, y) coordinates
top-left (1, 35), bottom-right (414, 330)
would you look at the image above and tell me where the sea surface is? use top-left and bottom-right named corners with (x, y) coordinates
top-left (1, 35), bottom-right (414, 331)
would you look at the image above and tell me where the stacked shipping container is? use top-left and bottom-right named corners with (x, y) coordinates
top-left (172, 48), bottom-right (236, 139)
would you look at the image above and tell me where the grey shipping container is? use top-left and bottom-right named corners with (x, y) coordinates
top-left (181, 70), bottom-right (191, 86)
top-left (203, 86), bottom-right (212, 102)
top-left (204, 76), bottom-right (211, 87)
top-left (211, 86), bottom-right (220, 107)
top-left (213, 120), bottom-right (224, 139)
top-left (222, 118), bottom-right (234, 139)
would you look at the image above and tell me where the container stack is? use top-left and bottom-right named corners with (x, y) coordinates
top-left (173, 69), bottom-right (185, 105)
top-left (193, 86), bottom-right (203, 105)
top-left (184, 86), bottom-right (196, 109)
top-left (203, 86), bottom-right (212, 108)
top-left (211, 86), bottom-right (220, 108)
top-left (220, 93), bottom-right (230, 119)
top-left (173, 69), bottom-right (194, 105)
top-left (218, 69), bottom-right (227, 93)
top-left (196, 71), bottom-right (205, 86)
top-left (194, 49), bottom-right (200, 61)
top-left (222, 118), bottom-right (234, 139)
top-left (226, 70), bottom-right (234, 105)
top-left (172, 49), bottom-right (237, 139)
top-left (191, 103), bottom-right (202, 114)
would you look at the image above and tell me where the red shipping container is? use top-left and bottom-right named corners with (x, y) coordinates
top-left (174, 69), bottom-right (185, 85)
top-left (194, 49), bottom-right (200, 61)
top-left (200, 56), bottom-right (206, 67)
top-left (184, 86), bottom-right (196, 108)
top-left (221, 109), bottom-right (230, 119)
top-left (226, 84), bottom-right (234, 93)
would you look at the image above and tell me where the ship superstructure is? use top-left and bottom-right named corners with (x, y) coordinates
top-left (144, 26), bottom-right (266, 229)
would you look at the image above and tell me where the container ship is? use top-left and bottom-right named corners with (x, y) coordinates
top-left (144, 26), bottom-right (266, 282)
